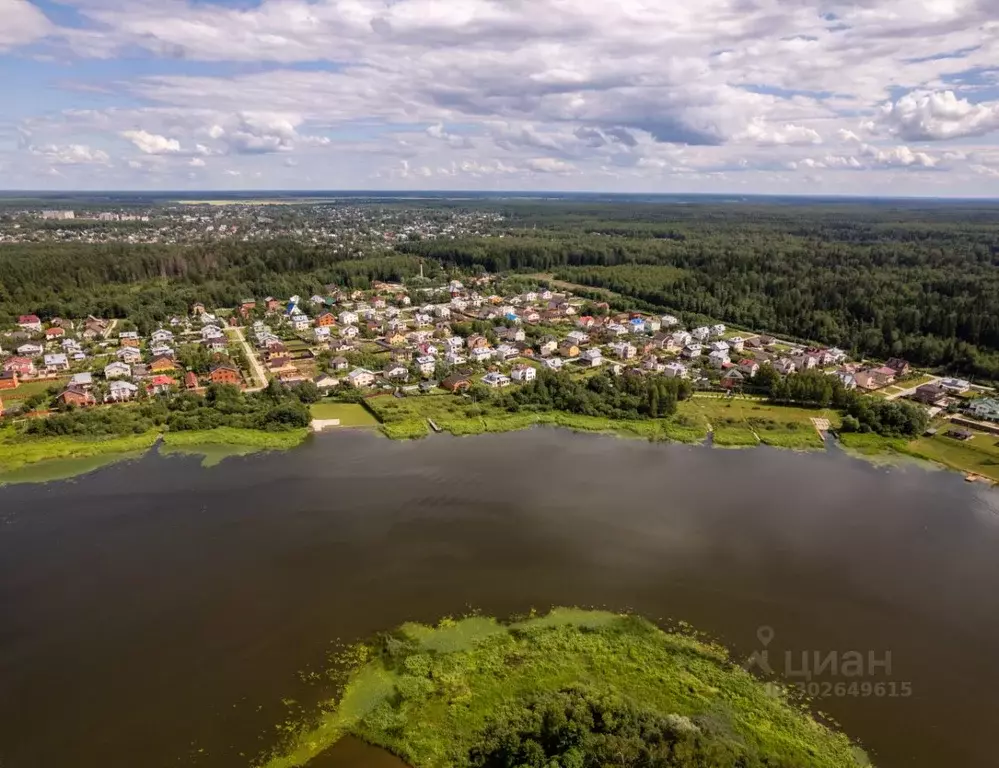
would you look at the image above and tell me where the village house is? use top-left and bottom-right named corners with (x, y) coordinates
top-left (886, 358), bottom-right (911, 377)
top-left (0, 371), bottom-right (19, 390)
top-left (339, 311), bottom-right (359, 326)
top-left (314, 373), bottom-right (340, 391)
top-left (728, 336), bottom-right (746, 353)
top-left (497, 326), bottom-right (526, 343)
top-left (442, 374), bottom-right (472, 393)
top-left (773, 358), bottom-right (796, 376)
top-left (185, 371), bottom-right (200, 389)
top-left (482, 372), bottom-right (511, 388)
top-left (833, 370), bottom-right (857, 390)
top-left (346, 368), bottom-right (376, 388)
top-left (869, 366), bottom-right (897, 387)
top-left (43, 353), bottom-right (69, 372)
top-left (605, 323), bottom-right (629, 337)
top-left (416, 356), bottom-right (437, 376)
top-left (721, 369), bottom-right (745, 390)
top-left (17, 343), bottom-right (43, 357)
top-left (663, 362), bottom-right (688, 379)
top-left (853, 371), bottom-right (880, 391)
top-left (939, 377), bottom-right (971, 394)
top-left (150, 356), bottom-right (177, 373)
top-left (580, 348), bottom-right (604, 367)
top-left (3, 357), bottom-right (36, 376)
top-left (692, 326), bottom-right (711, 341)
top-left (470, 346), bottom-right (494, 363)
top-left (610, 341), bottom-right (637, 360)
top-left (681, 344), bottom-right (702, 360)
top-left (316, 312), bottom-right (336, 327)
top-left (147, 375), bottom-right (175, 395)
top-left (331, 356), bottom-right (350, 372)
top-left (913, 383), bottom-right (947, 405)
top-left (708, 340), bottom-right (730, 354)
top-left (191, 302), bottom-right (206, 315)
top-left (69, 372), bottom-right (93, 389)
top-left (511, 364), bottom-right (537, 382)
top-left (313, 326), bottom-right (331, 342)
top-left (542, 356), bottom-right (564, 371)
top-left (968, 398), bottom-right (999, 422)
top-left (566, 330), bottom-right (590, 345)
top-left (17, 314), bottom-right (42, 332)
top-left (384, 363), bottom-right (409, 381)
top-left (209, 364), bottom-right (242, 387)
top-left (708, 350), bottom-right (730, 368)
top-left (445, 351), bottom-right (467, 366)
top-left (292, 314), bottom-right (311, 332)
top-left (558, 341), bottom-right (580, 359)
top-left (204, 337), bottom-right (227, 353)
top-left (494, 344), bottom-right (519, 361)
top-left (340, 325), bottom-right (360, 340)
top-left (117, 347), bottom-right (142, 363)
top-left (538, 337), bottom-right (558, 356)
top-left (151, 329), bottom-right (174, 344)
top-left (384, 331), bottom-right (407, 346)
top-left (107, 381), bottom-right (139, 402)
top-left (45, 327), bottom-right (65, 341)
top-left (738, 359), bottom-right (760, 377)
top-left (629, 318), bottom-right (646, 334)
top-left (643, 355), bottom-right (666, 373)
top-left (57, 386), bottom-right (96, 408)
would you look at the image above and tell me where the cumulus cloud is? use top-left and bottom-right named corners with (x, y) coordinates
top-left (526, 157), bottom-right (575, 174)
top-left (122, 129), bottom-right (181, 154)
top-left (877, 90), bottom-right (999, 141)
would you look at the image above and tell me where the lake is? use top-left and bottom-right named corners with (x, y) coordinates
top-left (1, 428), bottom-right (998, 768)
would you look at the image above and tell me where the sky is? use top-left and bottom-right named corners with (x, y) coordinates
top-left (2, 0), bottom-right (999, 195)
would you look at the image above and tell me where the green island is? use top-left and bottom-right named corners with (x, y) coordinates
top-left (259, 609), bottom-right (871, 768)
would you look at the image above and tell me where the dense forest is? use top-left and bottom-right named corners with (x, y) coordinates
top-left (399, 202), bottom-right (999, 380)
top-left (0, 240), bottom-right (430, 333)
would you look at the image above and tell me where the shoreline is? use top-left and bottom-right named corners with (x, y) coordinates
top-left (2, 408), bottom-right (997, 487)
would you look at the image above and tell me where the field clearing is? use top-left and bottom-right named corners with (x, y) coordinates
top-left (310, 402), bottom-right (380, 427)
top-left (678, 397), bottom-right (832, 450)
top-left (2, 378), bottom-right (69, 401)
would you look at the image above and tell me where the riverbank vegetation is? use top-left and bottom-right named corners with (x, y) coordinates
top-left (259, 609), bottom-right (871, 768)
top-left (0, 427), bottom-right (160, 474)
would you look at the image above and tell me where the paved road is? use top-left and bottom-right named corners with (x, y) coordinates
top-left (229, 326), bottom-right (268, 391)
top-left (883, 375), bottom-right (941, 401)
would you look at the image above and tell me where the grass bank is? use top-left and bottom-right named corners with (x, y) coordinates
top-left (259, 609), bottom-right (870, 768)
top-left (839, 427), bottom-right (999, 482)
top-left (0, 428), bottom-right (159, 473)
top-left (309, 402), bottom-right (380, 427)
top-left (160, 427), bottom-right (308, 467)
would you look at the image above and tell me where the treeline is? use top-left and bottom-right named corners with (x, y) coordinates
top-left (0, 240), bottom-right (430, 333)
top-left (493, 369), bottom-right (694, 420)
top-left (757, 367), bottom-right (929, 437)
top-left (23, 381), bottom-right (313, 438)
top-left (398, 204), bottom-right (999, 379)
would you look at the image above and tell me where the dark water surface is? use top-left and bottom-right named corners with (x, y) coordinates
top-left (2, 429), bottom-right (999, 768)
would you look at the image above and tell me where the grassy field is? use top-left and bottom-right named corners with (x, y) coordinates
top-left (678, 396), bottom-right (833, 450)
top-left (839, 426), bottom-right (999, 482)
top-left (310, 402), bottom-right (380, 427)
top-left (259, 609), bottom-right (870, 768)
top-left (1, 377), bottom-right (69, 402)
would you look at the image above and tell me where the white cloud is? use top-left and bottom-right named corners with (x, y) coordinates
top-left (189, 157), bottom-right (206, 167)
top-left (0, 0), bottom-right (52, 50)
top-left (29, 143), bottom-right (111, 166)
top-left (121, 129), bottom-right (181, 154)
top-left (526, 157), bottom-right (576, 174)
top-left (877, 90), bottom-right (999, 141)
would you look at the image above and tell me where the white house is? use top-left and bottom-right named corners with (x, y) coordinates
top-left (566, 330), bottom-right (590, 345)
top-left (661, 315), bottom-right (680, 327)
top-left (663, 362), bottom-right (688, 378)
top-left (681, 344), bottom-right (702, 359)
top-left (384, 364), bottom-right (409, 381)
top-left (728, 336), bottom-right (746, 353)
top-left (416, 355), bottom-right (437, 375)
top-left (542, 356), bottom-right (564, 371)
top-left (445, 351), bottom-right (467, 366)
top-left (435, 305), bottom-right (451, 319)
top-left (339, 311), bottom-right (359, 326)
top-left (710, 324), bottom-right (727, 337)
top-left (314, 326), bottom-right (331, 341)
top-left (605, 323), bottom-right (629, 337)
top-left (18, 343), bottom-right (43, 357)
top-left (482, 372), bottom-right (511, 388)
top-left (471, 347), bottom-right (494, 363)
top-left (151, 329), bottom-right (174, 344)
top-left (709, 340), bottom-right (730, 354)
top-left (708, 350), bottom-right (730, 368)
top-left (107, 380), bottom-right (139, 402)
top-left (539, 338), bottom-right (558, 356)
top-left (629, 318), bottom-right (646, 334)
top-left (118, 347), bottom-right (142, 363)
top-left (580, 348), bottom-right (604, 367)
top-left (201, 325), bottom-right (224, 340)
top-left (340, 325), bottom-right (360, 339)
top-left (292, 314), bottom-right (311, 332)
top-left (346, 368), bottom-right (376, 387)
top-left (104, 361), bottom-right (131, 379)
top-left (445, 336), bottom-right (465, 351)
top-left (692, 326), bottom-right (711, 341)
top-left (70, 372), bottom-right (93, 388)
top-left (671, 331), bottom-right (692, 347)
top-left (494, 344), bottom-right (519, 360)
top-left (511, 365), bottom-right (537, 382)
top-left (940, 377), bottom-right (971, 394)
top-left (44, 353), bottom-right (69, 371)
top-left (609, 341), bottom-right (637, 360)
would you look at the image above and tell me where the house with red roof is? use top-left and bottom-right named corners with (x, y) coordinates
top-left (17, 314), bottom-right (42, 332)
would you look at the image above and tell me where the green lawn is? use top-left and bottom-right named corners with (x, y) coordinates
top-left (310, 402), bottom-right (380, 427)
top-left (2, 377), bottom-right (69, 402)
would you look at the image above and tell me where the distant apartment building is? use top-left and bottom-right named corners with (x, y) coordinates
top-left (41, 210), bottom-right (75, 220)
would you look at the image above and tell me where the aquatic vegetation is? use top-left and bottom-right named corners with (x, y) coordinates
top-left (0, 429), bottom-right (160, 474)
top-left (160, 427), bottom-right (309, 467)
top-left (259, 610), bottom-right (871, 768)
